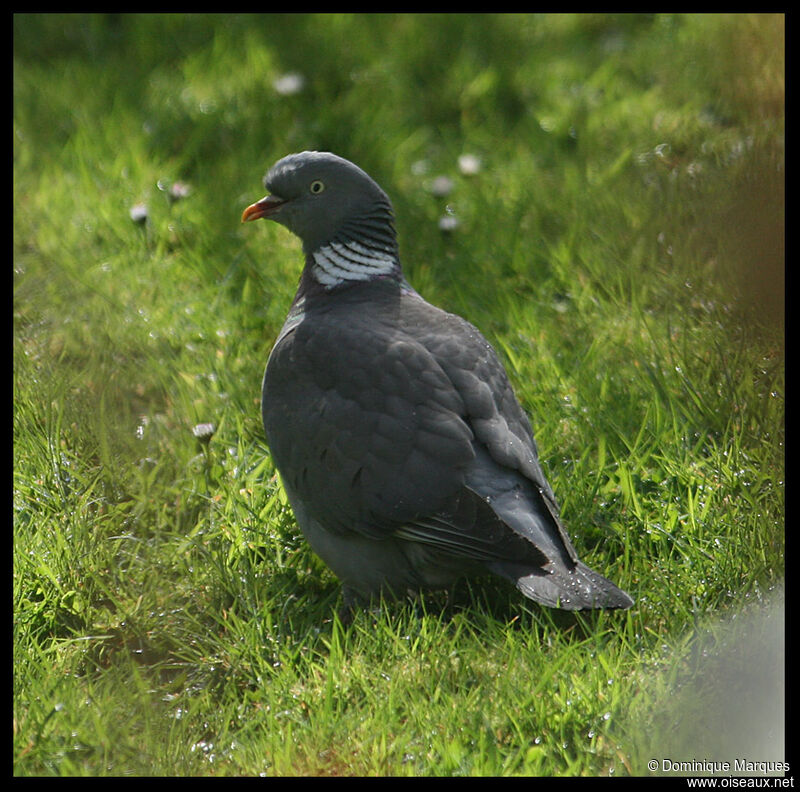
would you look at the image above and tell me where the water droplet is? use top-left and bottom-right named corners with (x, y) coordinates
top-left (654, 142), bottom-right (671, 159)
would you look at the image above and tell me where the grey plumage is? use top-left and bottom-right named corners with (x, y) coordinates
top-left (242, 151), bottom-right (633, 611)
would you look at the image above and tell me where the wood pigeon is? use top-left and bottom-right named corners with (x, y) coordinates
top-left (242, 151), bottom-right (633, 612)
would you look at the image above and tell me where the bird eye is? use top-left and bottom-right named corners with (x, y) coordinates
top-left (310, 180), bottom-right (325, 194)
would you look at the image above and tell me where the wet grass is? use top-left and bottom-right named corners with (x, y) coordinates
top-left (14, 13), bottom-right (784, 776)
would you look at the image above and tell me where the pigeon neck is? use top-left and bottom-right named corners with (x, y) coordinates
top-left (308, 238), bottom-right (401, 288)
top-left (302, 200), bottom-right (402, 291)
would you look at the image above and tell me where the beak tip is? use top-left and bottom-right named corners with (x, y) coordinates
top-left (242, 195), bottom-right (285, 224)
top-left (241, 204), bottom-right (261, 224)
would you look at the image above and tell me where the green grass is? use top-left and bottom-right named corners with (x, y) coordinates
top-left (14, 13), bottom-right (784, 776)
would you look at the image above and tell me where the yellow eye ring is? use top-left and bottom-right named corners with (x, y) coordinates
top-left (310, 180), bottom-right (325, 194)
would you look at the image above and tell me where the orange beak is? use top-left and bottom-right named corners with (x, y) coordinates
top-left (241, 195), bottom-right (286, 223)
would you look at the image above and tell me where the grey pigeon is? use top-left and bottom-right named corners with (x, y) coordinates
top-left (242, 151), bottom-right (633, 612)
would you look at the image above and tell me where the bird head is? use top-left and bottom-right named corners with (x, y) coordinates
top-left (242, 151), bottom-right (396, 257)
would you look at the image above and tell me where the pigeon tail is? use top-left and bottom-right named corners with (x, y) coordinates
top-left (489, 559), bottom-right (634, 610)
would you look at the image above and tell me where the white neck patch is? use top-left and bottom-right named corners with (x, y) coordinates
top-left (311, 240), bottom-right (397, 287)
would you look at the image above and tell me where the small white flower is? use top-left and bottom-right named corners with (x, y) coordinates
top-left (273, 72), bottom-right (305, 96)
top-left (411, 159), bottom-right (430, 176)
top-left (457, 153), bottom-right (481, 175)
top-left (192, 423), bottom-right (216, 444)
top-left (430, 176), bottom-right (454, 197)
top-left (129, 203), bottom-right (148, 224)
top-left (170, 181), bottom-right (191, 201)
top-left (438, 215), bottom-right (459, 232)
